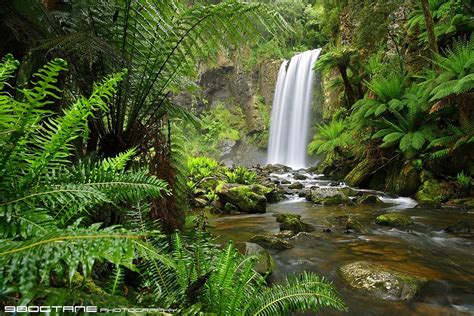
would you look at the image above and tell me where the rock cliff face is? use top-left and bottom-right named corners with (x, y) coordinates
top-left (197, 58), bottom-right (280, 133)
top-left (173, 53), bottom-right (281, 165)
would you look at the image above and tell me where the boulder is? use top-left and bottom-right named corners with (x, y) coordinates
top-left (357, 194), bottom-right (383, 205)
top-left (294, 173), bottom-right (308, 180)
top-left (376, 213), bottom-right (413, 227)
top-left (236, 242), bottom-right (274, 274)
top-left (339, 261), bottom-right (427, 300)
top-left (263, 164), bottom-right (292, 174)
top-left (288, 182), bottom-right (304, 190)
top-left (415, 178), bottom-right (454, 206)
top-left (274, 213), bottom-right (315, 233)
top-left (309, 187), bottom-right (355, 205)
top-left (251, 184), bottom-right (280, 203)
top-left (216, 183), bottom-right (267, 213)
top-left (445, 221), bottom-right (471, 234)
top-left (250, 235), bottom-right (293, 249)
top-left (224, 202), bottom-right (239, 214)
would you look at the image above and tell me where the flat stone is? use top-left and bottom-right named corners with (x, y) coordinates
top-left (339, 261), bottom-right (427, 301)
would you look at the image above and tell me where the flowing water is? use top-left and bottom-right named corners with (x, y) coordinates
top-left (210, 171), bottom-right (474, 315)
top-left (267, 49), bottom-right (321, 169)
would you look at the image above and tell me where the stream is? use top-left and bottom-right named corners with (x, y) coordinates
top-left (210, 170), bottom-right (474, 315)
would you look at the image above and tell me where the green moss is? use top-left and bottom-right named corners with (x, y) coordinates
top-left (415, 178), bottom-right (454, 205)
top-left (274, 213), bottom-right (315, 233)
top-left (250, 235), bottom-right (293, 249)
top-left (344, 158), bottom-right (376, 187)
top-left (375, 213), bottom-right (413, 227)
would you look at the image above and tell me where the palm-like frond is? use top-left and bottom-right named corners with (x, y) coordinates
top-left (248, 271), bottom-right (347, 315)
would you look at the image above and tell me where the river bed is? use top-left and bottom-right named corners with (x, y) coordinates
top-left (209, 171), bottom-right (474, 315)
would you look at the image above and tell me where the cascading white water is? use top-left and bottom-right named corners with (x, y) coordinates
top-left (267, 49), bottom-right (321, 169)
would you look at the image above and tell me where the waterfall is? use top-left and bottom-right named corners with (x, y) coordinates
top-left (267, 49), bottom-right (321, 169)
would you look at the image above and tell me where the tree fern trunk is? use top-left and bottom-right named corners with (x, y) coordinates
top-left (420, 0), bottom-right (438, 56)
top-left (338, 64), bottom-right (356, 106)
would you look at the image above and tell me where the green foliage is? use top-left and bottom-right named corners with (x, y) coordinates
top-left (352, 72), bottom-right (406, 122)
top-left (224, 166), bottom-right (257, 185)
top-left (308, 120), bottom-right (351, 157)
top-left (456, 171), bottom-right (472, 189)
top-left (0, 56), bottom-right (170, 304)
top-left (406, 0), bottom-right (473, 47)
top-left (188, 103), bottom-right (248, 157)
top-left (427, 37), bottom-right (474, 102)
top-left (140, 233), bottom-right (347, 314)
top-left (187, 156), bottom-right (221, 182)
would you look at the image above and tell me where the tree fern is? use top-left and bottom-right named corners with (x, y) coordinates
top-left (0, 56), bottom-right (171, 305)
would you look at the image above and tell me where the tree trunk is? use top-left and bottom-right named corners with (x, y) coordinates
top-left (420, 0), bottom-right (438, 56)
top-left (338, 64), bottom-right (356, 106)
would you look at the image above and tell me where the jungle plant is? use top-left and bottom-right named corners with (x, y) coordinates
top-left (307, 120), bottom-right (351, 158)
top-left (456, 171), bottom-right (472, 190)
top-left (187, 156), bottom-right (221, 183)
top-left (428, 121), bottom-right (474, 159)
top-left (406, 0), bottom-right (472, 49)
top-left (424, 37), bottom-right (474, 129)
top-left (224, 166), bottom-right (257, 185)
top-left (351, 72), bottom-right (407, 123)
top-left (0, 55), bottom-right (171, 304)
top-left (314, 44), bottom-right (361, 105)
top-left (371, 87), bottom-right (435, 158)
top-left (140, 232), bottom-right (348, 314)
top-left (10, 0), bottom-right (287, 230)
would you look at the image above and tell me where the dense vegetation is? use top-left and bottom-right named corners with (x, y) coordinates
top-left (0, 0), bottom-right (472, 313)
top-left (0, 0), bottom-right (349, 314)
top-left (306, 0), bottom-right (473, 205)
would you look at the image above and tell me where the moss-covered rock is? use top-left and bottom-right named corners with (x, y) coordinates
top-left (235, 242), bottom-right (275, 274)
top-left (357, 194), bottom-right (383, 205)
top-left (344, 158), bottom-right (376, 187)
top-left (216, 183), bottom-right (267, 213)
top-left (415, 178), bottom-right (454, 205)
top-left (250, 235), bottom-right (293, 249)
top-left (224, 202), bottom-right (239, 213)
top-left (339, 261), bottom-right (427, 300)
top-left (274, 213), bottom-right (315, 233)
top-left (288, 182), bottom-right (304, 190)
top-left (251, 184), bottom-right (280, 203)
top-left (375, 213), bottom-right (413, 227)
top-left (445, 221), bottom-right (471, 234)
top-left (309, 187), bottom-right (353, 205)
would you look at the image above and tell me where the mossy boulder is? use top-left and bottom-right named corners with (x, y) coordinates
top-left (376, 213), bottom-right (413, 227)
top-left (274, 213), bottom-right (315, 233)
top-left (339, 262), bottom-right (427, 300)
top-left (357, 194), bottom-right (383, 205)
top-left (250, 235), bottom-right (293, 249)
top-left (288, 182), bottom-right (304, 190)
top-left (294, 173), bottom-right (308, 180)
top-left (445, 221), bottom-right (471, 234)
top-left (309, 187), bottom-right (353, 205)
top-left (216, 183), bottom-right (267, 213)
top-left (415, 178), bottom-right (454, 206)
top-left (224, 202), bottom-right (239, 214)
top-left (235, 242), bottom-right (275, 274)
top-left (251, 184), bottom-right (280, 203)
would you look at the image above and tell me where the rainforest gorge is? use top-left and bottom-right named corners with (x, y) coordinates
top-left (0, 0), bottom-right (473, 315)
